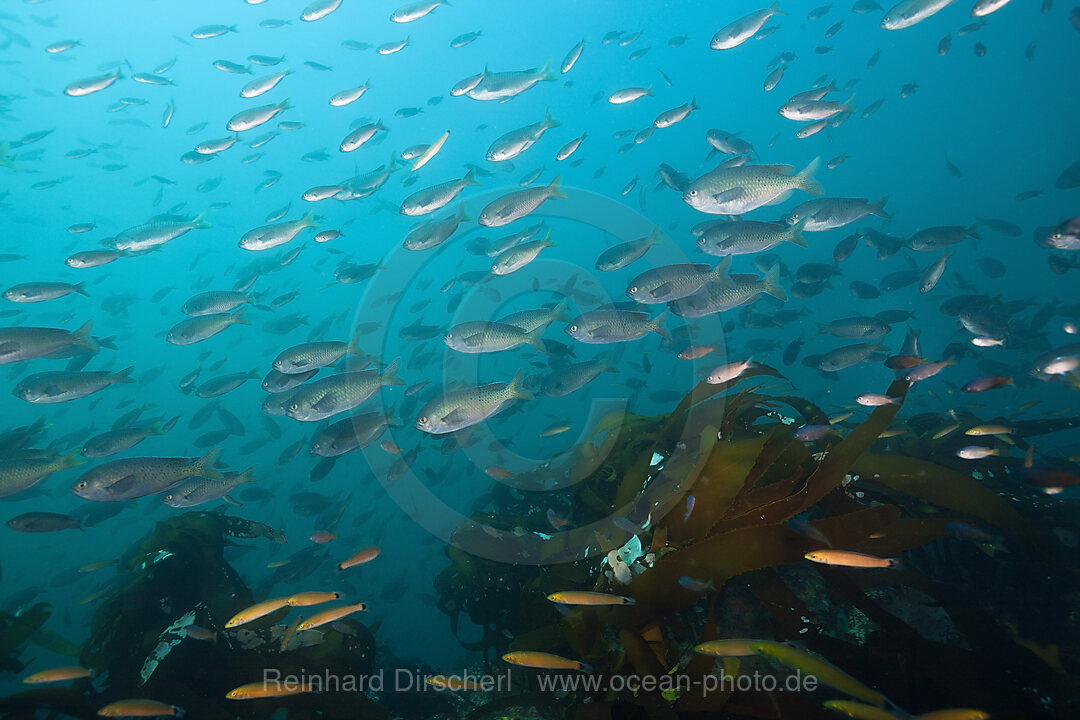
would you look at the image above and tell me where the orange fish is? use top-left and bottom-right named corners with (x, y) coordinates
top-left (805, 550), bottom-right (899, 569)
top-left (380, 439), bottom-right (402, 454)
top-left (226, 681), bottom-right (316, 700)
top-left (295, 602), bottom-right (367, 631)
top-left (23, 666), bottom-right (93, 684)
top-left (484, 465), bottom-right (513, 479)
top-left (546, 591), bottom-right (634, 606)
top-left (501, 651), bottom-right (590, 672)
top-left (338, 545), bottom-right (381, 571)
top-left (310, 531), bottom-right (336, 544)
top-left (694, 638), bottom-right (772, 657)
top-left (224, 597), bottom-right (291, 628)
top-left (97, 699), bottom-right (183, 717)
top-left (287, 591), bottom-right (341, 607)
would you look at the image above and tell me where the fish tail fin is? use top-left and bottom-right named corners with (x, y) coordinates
top-left (690, 95), bottom-right (699, 111)
top-left (457, 201), bottom-right (472, 222)
top-left (887, 557), bottom-right (903, 570)
top-left (648, 228), bottom-right (663, 246)
top-left (770, 2), bottom-right (785, 16)
top-left (149, 421), bottom-right (167, 436)
top-left (539, 57), bottom-right (557, 82)
top-left (552, 298), bottom-right (572, 322)
top-left (797, 157), bottom-right (823, 195)
top-left (112, 366), bottom-right (137, 384)
top-left (194, 447), bottom-right (224, 481)
top-left (231, 307), bottom-right (251, 326)
top-left (302, 209), bottom-right (319, 227)
top-left (192, 210), bottom-right (212, 229)
top-left (788, 216), bottom-right (809, 246)
top-left (72, 320), bottom-right (97, 351)
top-left (548, 175), bottom-right (566, 199)
top-left (871, 195), bottom-right (890, 219)
top-left (508, 369), bottom-right (534, 401)
top-left (711, 256), bottom-right (734, 288)
top-left (464, 167), bottom-right (480, 186)
top-left (525, 325), bottom-right (548, 353)
top-left (57, 449), bottom-right (85, 471)
top-left (650, 308), bottom-right (671, 340)
top-left (543, 108), bottom-right (561, 130)
top-left (97, 335), bottom-right (118, 351)
top-left (381, 357), bottom-right (405, 386)
top-left (73, 281), bottom-right (89, 296)
top-left (238, 466), bottom-right (258, 484)
top-left (762, 264), bottom-right (787, 301)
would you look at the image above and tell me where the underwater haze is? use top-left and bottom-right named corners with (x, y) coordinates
top-left (2, 0), bottom-right (1080, 719)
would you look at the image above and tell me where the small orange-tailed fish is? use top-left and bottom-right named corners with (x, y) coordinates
top-left (804, 550), bottom-right (900, 569)
top-left (286, 591), bottom-right (341, 607)
top-left (824, 699), bottom-right (901, 720)
top-left (751, 642), bottom-right (886, 707)
top-left (224, 597), bottom-right (291, 628)
top-left (23, 666), bottom-right (92, 684)
top-left (338, 546), bottom-right (381, 571)
top-left (694, 638), bottom-right (771, 657)
top-left (295, 602), bottom-right (367, 631)
top-left (546, 591), bottom-right (634, 606)
top-left (501, 651), bottom-right (591, 672)
top-left (226, 681), bottom-right (316, 700)
top-left (97, 699), bottom-right (184, 717)
top-left (309, 531), bottom-right (336, 544)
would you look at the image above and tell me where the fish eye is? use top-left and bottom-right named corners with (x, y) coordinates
top-left (629, 286), bottom-right (637, 293)
top-left (1051, 233), bottom-right (1062, 239)
top-left (569, 325), bottom-right (577, 332)
top-left (791, 213), bottom-right (799, 219)
top-left (289, 403), bottom-right (299, 410)
top-left (419, 416), bottom-right (427, 424)
top-left (688, 190), bottom-right (697, 196)
top-left (77, 482), bottom-right (87, 489)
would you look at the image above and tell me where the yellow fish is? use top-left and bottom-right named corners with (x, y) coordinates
top-left (751, 642), bottom-right (886, 707)
top-left (224, 597), bottom-right (290, 628)
top-left (501, 651), bottom-right (591, 672)
top-left (23, 666), bottom-right (92, 684)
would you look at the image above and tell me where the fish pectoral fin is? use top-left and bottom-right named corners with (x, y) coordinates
top-left (585, 324), bottom-right (619, 340)
top-left (108, 474), bottom-right (140, 496)
top-left (711, 187), bottom-right (747, 204)
top-left (441, 407), bottom-right (470, 426)
top-left (311, 396), bottom-right (338, 414)
top-left (461, 332), bottom-right (486, 347)
top-left (649, 281), bottom-right (675, 299)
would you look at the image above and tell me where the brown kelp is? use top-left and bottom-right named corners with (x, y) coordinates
top-left (437, 365), bottom-right (1080, 719)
